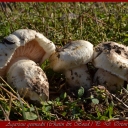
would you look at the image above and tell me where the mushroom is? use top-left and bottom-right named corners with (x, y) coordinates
top-left (49, 40), bottom-right (93, 89)
top-left (93, 41), bottom-right (128, 81)
top-left (93, 68), bottom-right (124, 92)
top-left (0, 29), bottom-right (55, 102)
top-left (7, 58), bottom-right (49, 101)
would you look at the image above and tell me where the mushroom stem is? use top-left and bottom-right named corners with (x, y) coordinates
top-left (64, 64), bottom-right (92, 90)
top-left (6, 57), bottom-right (49, 102)
top-left (93, 68), bottom-right (124, 92)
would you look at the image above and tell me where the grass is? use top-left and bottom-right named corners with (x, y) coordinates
top-left (0, 2), bottom-right (128, 121)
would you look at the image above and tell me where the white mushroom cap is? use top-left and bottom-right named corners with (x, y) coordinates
top-left (49, 40), bottom-right (93, 72)
top-left (7, 57), bottom-right (49, 102)
top-left (0, 29), bottom-right (55, 78)
top-left (64, 64), bottom-right (92, 89)
top-left (93, 68), bottom-right (124, 92)
top-left (93, 42), bottom-right (128, 81)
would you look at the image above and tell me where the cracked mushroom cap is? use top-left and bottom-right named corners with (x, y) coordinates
top-left (7, 58), bottom-right (49, 102)
top-left (93, 42), bottom-right (128, 81)
top-left (64, 64), bottom-right (92, 89)
top-left (49, 40), bottom-right (94, 72)
top-left (0, 29), bottom-right (55, 78)
top-left (93, 68), bottom-right (124, 92)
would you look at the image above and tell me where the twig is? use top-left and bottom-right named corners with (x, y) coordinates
top-left (111, 93), bottom-right (128, 109)
top-left (21, 88), bottom-right (29, 99)
top-left (0, 98), bottom-right (8, 101)
top-left (34, 106), bottom-right (41, 121)
top-left (0, 104), bottom-right (10, 121)
top-left (54, 110), bottom-right (68, 120)
top-left (51, 113), bottom-right (60, 120)
top-left (0, 85), bottom-right (18, 99)
top-left (52, 105), bottom-right (68, 120)
top-left (82, 12), bottom-right (106, 25)
top-left (7, 93), bottom-right (12, 118)
top-left (122, 87), bottom-right (128, 94)
top-left (108, 117), bottom-right (128, 121)
top-left (0, 76), bottom-right (30, 108)
top-left (0, 85), bottom-right (30, 108)
top-left (11, 100), bottom-right (23, 116)
top-left (0, 76), bottom-right (17, 94)
top-left (17, 92), bottom-right (26, 120)
top-left (0, 93), bottom-right (8, 101)
top-left (50, 83), bottom-right (65, 94)
top-left (57, 83), bottom-right (65, 92)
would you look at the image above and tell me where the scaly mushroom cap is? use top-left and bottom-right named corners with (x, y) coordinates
top-left (7, 58), bottom-right (49, 102)
top-left (64, 64), bottom-right (92, 89)
top-left (0, 29), bottom-right (55, 78)
top-left (93, 68), bottom-right (124, 92)
top-left (49, 40), bottom-right (93, 72)
top-left (93, 41), bottom-right (128, 81)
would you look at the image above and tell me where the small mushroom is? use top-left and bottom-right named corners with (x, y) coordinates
top-left (49, 40), bottom-right (93, 89)
top-left (93, 68), bottom-right (124, 92)
top-left (0, 29), bottom-right (56, 102)
top-left (93, 41), bottom-right (128, 81)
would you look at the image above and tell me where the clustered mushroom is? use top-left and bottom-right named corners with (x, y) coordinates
top-left (93, 41), bottom-right (128, 81)
top-left (0, 29), bottom-right (55, 102)
top-left (93, 41), bottom-right (128, 91)
top-left (49, 40), bottom-right (93, 90)
top-left (1, 29), bottom-right (128, 103)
